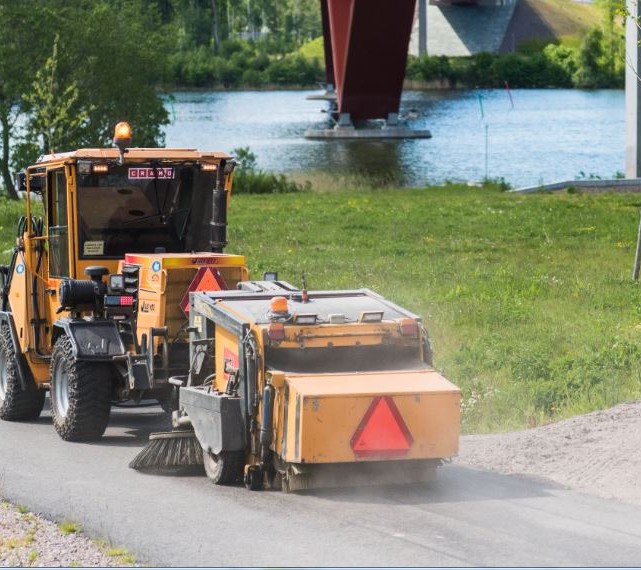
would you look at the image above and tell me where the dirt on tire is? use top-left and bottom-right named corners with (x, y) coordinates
top-left (455, 400), bottom-right (641, 507)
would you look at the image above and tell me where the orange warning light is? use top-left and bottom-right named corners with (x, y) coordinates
top-left (350, 396), bottom-right (413, 457)
top-left (113, 121), bottom-right (132, 142)
top-left (270, 296), bottom-right (289, 314)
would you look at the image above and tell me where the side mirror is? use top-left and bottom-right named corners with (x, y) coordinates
top-left (15, 171), bottom-right (27, 192)
top-left (15, 171), bottom-right (43, 193)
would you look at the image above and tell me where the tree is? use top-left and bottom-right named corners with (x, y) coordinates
top-left (24, 35), bottom-right (89, 156)
top-left (0, 0), bottom-right (60, 198)
top-left (0, 0), bottom-right (170, 198)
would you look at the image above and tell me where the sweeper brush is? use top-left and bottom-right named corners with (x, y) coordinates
top-left (129, 430), bottom-right (204, 473)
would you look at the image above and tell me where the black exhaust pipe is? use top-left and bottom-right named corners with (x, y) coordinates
top-left (210, 159), bottom-right (236, 253)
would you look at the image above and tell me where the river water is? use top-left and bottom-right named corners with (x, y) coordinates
top-left (164, 89), bottom-right (624, 188)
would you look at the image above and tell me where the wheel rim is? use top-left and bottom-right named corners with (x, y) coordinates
top-left (203, 451), bottom-right (221, 478)
top-left (53, 357), bottom-right (70, 418)
top-left (0, 349), bottom-right (7, 401)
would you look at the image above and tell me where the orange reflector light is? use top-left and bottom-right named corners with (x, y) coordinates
top-left (113, 121), bottom-right (132, 141)
top-left (350, 396), bottom-right (413, 457)
top-left (270, 296), bottom-right (289, 314)
top-left (268, 323), bottom-right (285, 342)
top-left (201, 163), bottom-right (218, 172)
top-left (400, 318), bottom-right (419, 336)
top-left (92, 164), bottom-right (109, 174)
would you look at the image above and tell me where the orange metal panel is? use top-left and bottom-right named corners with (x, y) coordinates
top-left (281, 370), bottom-right (460, 464)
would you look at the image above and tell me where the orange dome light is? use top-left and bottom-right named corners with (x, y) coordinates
top-left (113, 121), bottom-right (132, 164)
top-left (113, 121), bottom-right (132, 143)
top-left (270, 296), bottom-right (289, 315)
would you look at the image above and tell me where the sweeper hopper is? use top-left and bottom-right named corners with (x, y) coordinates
top-left (166, 282), bottom-right (460, 491)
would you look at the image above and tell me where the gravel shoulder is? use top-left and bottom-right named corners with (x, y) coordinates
top-left (0, 500), bottom-right (138, 567)
top-left (455, 400), bottom-right (641, 507)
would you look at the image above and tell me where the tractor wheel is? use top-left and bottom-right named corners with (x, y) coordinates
top-left (203, 449), bottom-right (243, 485)
top-left (50, 335), bottom-right (112, 441)
top-left (0, 326), bottom-right (45, 421)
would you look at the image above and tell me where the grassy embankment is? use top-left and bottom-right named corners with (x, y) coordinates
top-left (1, 184), bottom-right (640, 433)
top-left (228, 183), bottom-right (641, 433)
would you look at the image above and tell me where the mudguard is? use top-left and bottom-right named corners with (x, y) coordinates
top-left (0, 311), bottom-right (29, 391)
top-left (179, 386), bottom-right (246, 454)
top-left (53, 318), bottom-right (126, 361)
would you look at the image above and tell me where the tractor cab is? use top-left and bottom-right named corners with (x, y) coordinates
top-left (0, 124), bottom-right (248, 441)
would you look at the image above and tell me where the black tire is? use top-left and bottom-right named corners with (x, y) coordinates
top-left (50, 335), bottom-right (112, 441)
top-left (157, 388), bottom-right (178, 414)
top-left (0, 326), bottom-right (45, 421)
top-left (244, 466), bottom-right (263, 491)
top-left (203, 449), bottom-right (243, 485)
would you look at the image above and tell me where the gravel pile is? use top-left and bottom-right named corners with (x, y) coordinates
top-left (455, 399), bottom-right (641, 506)
top-left (0, 500), bottom-right (137, 567)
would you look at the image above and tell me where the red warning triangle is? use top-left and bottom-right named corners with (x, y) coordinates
top-left (350, 396), bottom-right (413, 458)
top-left (180, 267), bottom-right (228, 316)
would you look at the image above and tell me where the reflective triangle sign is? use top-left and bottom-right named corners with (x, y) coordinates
top-left (350, 396), bottom-right (413, 457)
top-left (180, 267), bottom-right (228, 316)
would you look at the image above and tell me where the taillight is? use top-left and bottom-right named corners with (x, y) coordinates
top-left (268, 323), bottom-right (285, 342)
top-left (400, 319), bottom-right (419, 336)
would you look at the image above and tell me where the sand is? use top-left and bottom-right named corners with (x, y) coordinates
top-left (455, 400), bottom-right (641, 506)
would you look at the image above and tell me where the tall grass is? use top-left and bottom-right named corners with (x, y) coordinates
top-left (228, 184), bottom-right (641, 432)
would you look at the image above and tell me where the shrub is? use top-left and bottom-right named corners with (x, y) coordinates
top-left (232, 147), bottom-right (309, 194)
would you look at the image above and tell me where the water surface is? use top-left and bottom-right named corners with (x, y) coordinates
top-left (164, 89), bottom-right (624, 188)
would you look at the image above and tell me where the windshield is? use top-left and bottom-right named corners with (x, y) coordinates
top-left (76, 164), bottom-right (216, 258)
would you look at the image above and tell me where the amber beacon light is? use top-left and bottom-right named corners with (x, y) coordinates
top-left (113, 121), bottom-right (132, 164)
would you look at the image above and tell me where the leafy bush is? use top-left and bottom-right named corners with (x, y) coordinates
top-left (166, 41), bottom-right (322, 88)
top-left (232, 147), bottom-right (309, 194)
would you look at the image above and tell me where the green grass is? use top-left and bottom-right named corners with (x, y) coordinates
top-left (0, 198), bottom-right (30, 264)
top-left (58, 520), bottom-right (82, 535)
top-left (524, 0), bottom-right (601, 41)
top-left (106, 547), bottom-right (137, 564)
top-left (227, 184), bottom-right (641, 432)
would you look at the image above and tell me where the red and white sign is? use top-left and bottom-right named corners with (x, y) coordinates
top-left (350, 396), bottom-right (413, 458)
top-left (128, 167), bottom-right (174, 180)
top-left (180, 267), bottom-right (228, 316)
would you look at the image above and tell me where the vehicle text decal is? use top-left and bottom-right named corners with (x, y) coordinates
top-left (128, 167), bottom-right (174, 180)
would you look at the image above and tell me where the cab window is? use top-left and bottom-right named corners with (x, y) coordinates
top-left (48, 170), bottom-right (69, 277)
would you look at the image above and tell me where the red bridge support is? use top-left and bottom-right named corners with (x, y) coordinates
top-left (307, 0), bottom-right (430, 139)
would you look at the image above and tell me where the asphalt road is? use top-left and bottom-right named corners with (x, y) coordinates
top-left (1, 401), bottom-right (641, 567)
